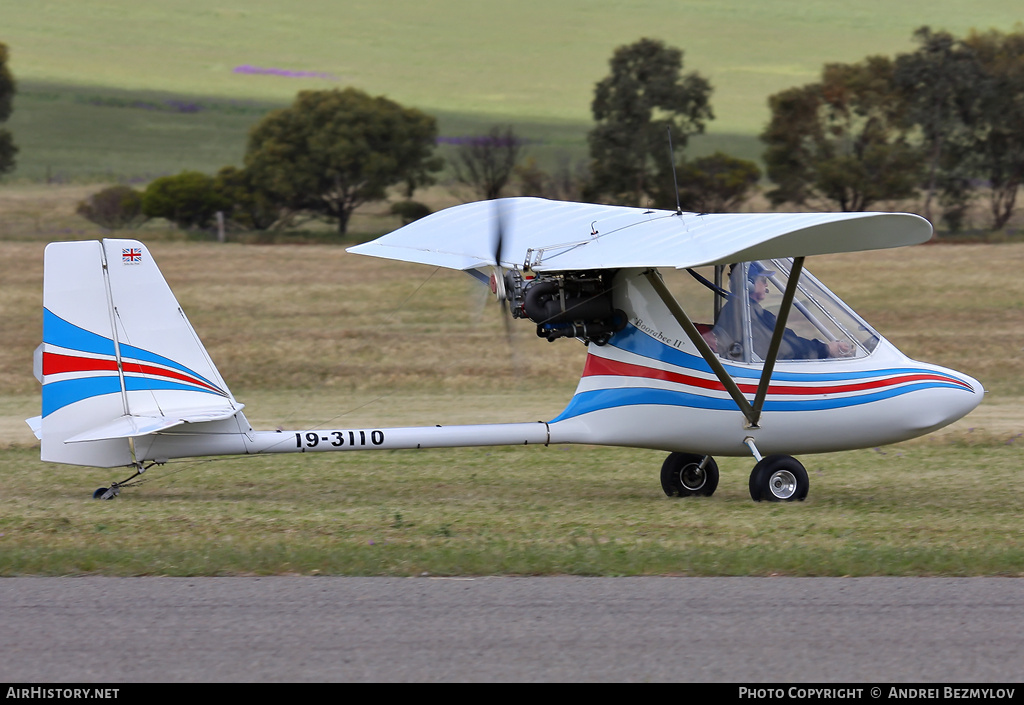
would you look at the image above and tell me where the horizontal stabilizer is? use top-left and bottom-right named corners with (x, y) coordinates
top-left (63, 407), bottom-right (245, 444)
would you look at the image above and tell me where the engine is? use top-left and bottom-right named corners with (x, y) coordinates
top-left (505, 269), bottom-right (625, 345)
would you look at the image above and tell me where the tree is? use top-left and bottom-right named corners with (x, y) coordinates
top-left (76, 185), bottom-right (147, 230)
top-left (213, 166), bottom-right (281, 231)
top-left (451, 125), bottom-right (525, 200)
top-left (894, 27), bottom-right (988, 224)
top-left (515, 154), bottom-right (588, 201)
top-left (142, 171), bottom-right (229, 230)
top-left (957, 29), bottom-right (1024, 230)
top-left (761, 56), bottom-right (923, 212)
top-left (586, 38), bottom-right (713, 206)
top-left (244, 88), bottom-right (443, 234)
top-left (656, 152), bottom-right (761, 213)
top-left (0, 43), bottom-right (18, 177)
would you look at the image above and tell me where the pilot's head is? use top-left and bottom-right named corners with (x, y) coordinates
top-left (747, 262), bottom-right (774, 302)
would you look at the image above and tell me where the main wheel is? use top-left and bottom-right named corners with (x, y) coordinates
top-left (749, 455), bottom-right (808, 502)
top-left (661, 453), bottom-right (719, 497)
top-left (92, 487), bottom-right (111, 500)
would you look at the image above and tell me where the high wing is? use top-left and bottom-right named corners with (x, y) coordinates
top-left (346, 198), bottom-right (932, 271)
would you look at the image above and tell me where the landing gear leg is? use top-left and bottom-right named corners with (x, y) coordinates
top-left (661, 453), bottom-right (719, 497)
top-left (91, 461), bottom-right (160, 500)
top-left (92, 486), bottom-right (120, 500)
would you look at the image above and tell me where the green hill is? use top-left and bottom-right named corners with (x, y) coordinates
top-left (2, 1), bottom-right (1021, 181)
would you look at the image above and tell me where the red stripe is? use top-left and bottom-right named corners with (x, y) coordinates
top-left (582, 355), bottom-right (971, 396)
top-left (43, 352), bottom-right (220, 393)
top-left (44, 353), bottom-right (117, 375)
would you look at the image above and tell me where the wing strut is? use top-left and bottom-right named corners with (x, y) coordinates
top-left (643, 270), bottom-right (756, 425)
top-left (644, 260), bottom-right (806, 430)
top-left (749, 257), bottom-right (805, 427)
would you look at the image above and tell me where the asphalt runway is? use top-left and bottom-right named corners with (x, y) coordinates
top-left (1, 577), bottom-right (1021, 683)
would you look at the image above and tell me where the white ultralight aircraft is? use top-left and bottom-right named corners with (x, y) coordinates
top-left (28, 198), bottom-right (984, 502)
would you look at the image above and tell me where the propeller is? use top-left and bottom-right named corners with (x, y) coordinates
top-left (489, 198), bottom-right (515, 343)
top-left (488, 198), bottom-right (508, 291)
top-left (473, 197), bottom-right (525, 373)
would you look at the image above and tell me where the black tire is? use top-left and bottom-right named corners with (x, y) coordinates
top-left (748, 455), bottom-right (808, 502)
top-left (92, 487), bottom-right (110, 500)
top-left (661, 453), bottom-right (719, 497)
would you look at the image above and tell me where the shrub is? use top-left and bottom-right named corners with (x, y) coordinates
top-left (142, 171), bottom-right (229, 229)
top-left (389, 200), bottom-right (431, 225)
top-left (76, 185), bottom-right (147, 230)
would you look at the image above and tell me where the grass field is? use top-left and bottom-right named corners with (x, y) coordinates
top-left (1, 232), bottom-right (1022, 576)
top-left (2, 443), bottom-right (1022, 577)
top-left (3, 1), bottom-right (1022, 181)
top-left (8, 1), bottom-right (1021, 126)
top-left (1, 2), bottom-right (1022, 576)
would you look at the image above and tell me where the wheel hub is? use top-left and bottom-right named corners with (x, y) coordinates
top-left (679, 464), bottom-right (706, 491)
top-left (767, 470), bottom-right (797, 499)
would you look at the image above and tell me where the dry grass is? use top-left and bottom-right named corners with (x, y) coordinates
top-left (3, 196), bottom-right (1023, 439)
top-left (805, 245), bottom-right (1024, 396)
top-left (0, 185), bottom-right (115, 239)
top-left (3, 199), bottom-right (1021, 400)
top-left (2, 188), bottom-right (1023, 576)
top-left (2, 186), bottom-right (1021, 448)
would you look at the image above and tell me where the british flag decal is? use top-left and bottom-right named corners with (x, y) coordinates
top-left (122, 247), bottom-right (142, 264)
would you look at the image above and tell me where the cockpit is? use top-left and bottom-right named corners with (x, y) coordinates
top-left (686, 259), bottom-right (879, 364)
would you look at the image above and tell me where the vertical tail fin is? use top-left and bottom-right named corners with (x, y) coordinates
top-left (37, 239), bottom-right (245, 467)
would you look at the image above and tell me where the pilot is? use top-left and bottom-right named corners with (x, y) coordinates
top-left (713, 262), bottom-right (851, 361)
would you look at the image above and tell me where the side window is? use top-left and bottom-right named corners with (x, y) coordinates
top-left (711, 263), bottom-right (754, 362)
top-left (711, 260), bottom-right (877, 362)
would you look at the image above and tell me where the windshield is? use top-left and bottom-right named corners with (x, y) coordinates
top-left (710, 259), bottom-right (879, 363)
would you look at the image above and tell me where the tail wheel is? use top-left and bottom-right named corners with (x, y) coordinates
top-left (749, 455), bottom-right (808, 502)
top-left (661, 453), bottom-right (719, 497)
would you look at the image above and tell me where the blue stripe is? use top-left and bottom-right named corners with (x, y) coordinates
top-left (550, 382), bottom-right (971, 423)
top-left (118, 342), bottom-right (221, 390)
top-left (123, 377), bottom-right (224, 397)
top-left (608, 323), bottom-right (965, 384)
top-left (43, 309), bottom-right (116, 358)
top-left (42, 376), bottom-right (225, 417)
top-left (42, 377), bottom-right (123, 418)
